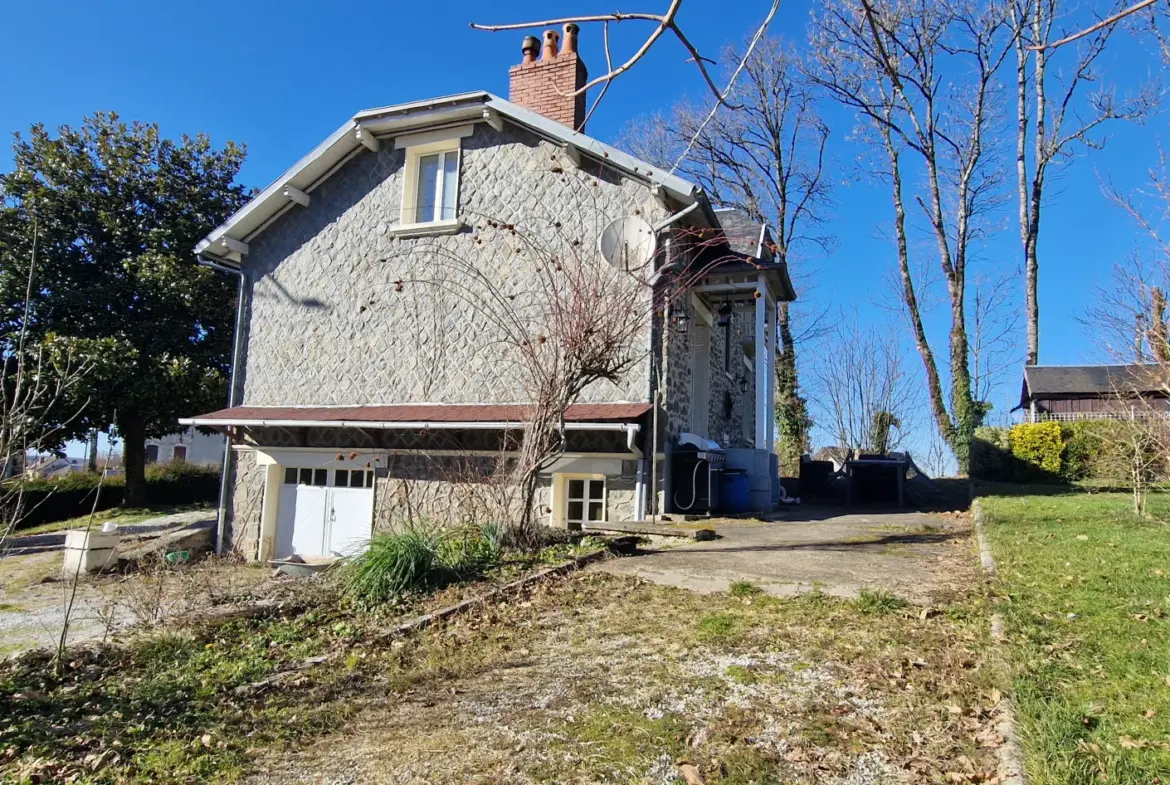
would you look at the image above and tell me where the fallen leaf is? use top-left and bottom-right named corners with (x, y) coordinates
top-left (1145, 709), bottom-right (1157, 719)
top-left (1076, 534), bottom-right (1089, 541)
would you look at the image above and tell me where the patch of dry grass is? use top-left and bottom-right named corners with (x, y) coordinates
top-left (244, 571), bottom-right (1003, 785)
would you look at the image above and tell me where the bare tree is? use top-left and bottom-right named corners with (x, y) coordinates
top-left (808, 313), bottom-right (915, 455)
top-left (1011, 0), bottom-right (1158, 366)
top-left (971, 272), bottom-right (1021, 413)
top-left (1088, 149), bottom-right (1170, 359)
top-left (0, 203), bottom-right (93, 552)
top-left (810, 0), bottom-right (1012, 472)
top-left (1029, 0), bottom-right (1164, 52)
top-left (470, 2), bottom-right (738, 129)
top-left (388, 175), bottom-right (732, 543)
top-left (622, 36), bottom-right (833, 468)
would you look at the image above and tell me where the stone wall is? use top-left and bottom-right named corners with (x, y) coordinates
top-left (227, 449), bottom-right (266, 558)
top-left (663, 292), bottom-right (756, 448)
top-left (238, 121), bottom-right (666, 410)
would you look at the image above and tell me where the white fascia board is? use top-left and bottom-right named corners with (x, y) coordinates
top-left (481, 94), bottom-right (699, 204)
top-left (198, 119), bottom-right (359, 253)
top-left (179, 417), bottom-right (636, 432)
top-left (195, 90), bottom-right (714, 257)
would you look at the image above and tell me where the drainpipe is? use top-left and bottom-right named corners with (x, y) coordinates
top-left (198, 254), bottom-right (247, 556)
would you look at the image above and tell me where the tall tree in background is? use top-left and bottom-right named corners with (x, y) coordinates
top-left (1011, 0), bottom-right (1157, 365)
top-left (811, 0), bottom-right (1012, 472)
top-left (0, 113), bottom-right (249, 505)
top-left (623, 36), bottom-right (832, 468)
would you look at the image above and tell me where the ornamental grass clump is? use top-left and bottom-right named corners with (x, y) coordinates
top-left (343, 522), bottom-right (503, 606)
top-left (343, 525), bottom-right (445, 605)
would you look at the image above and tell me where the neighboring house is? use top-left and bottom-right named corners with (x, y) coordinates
top-left (182, 26), bottom-right (796, 561)
top-left (1018, 364), bottom-right (1170, 422)
top-left (25, 456), bottom-right (86, 479)
top-left (145, 428), bottom-right (227, 466)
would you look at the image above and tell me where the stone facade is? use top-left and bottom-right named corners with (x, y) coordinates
top-left (663, 294), bottom-right (756, 448)
top-left (222, 113), bottom-right (765, 552)
top-left (238, 122), bottom-right (664, 409)
top-left (227, 449), bottom-right (266, 555)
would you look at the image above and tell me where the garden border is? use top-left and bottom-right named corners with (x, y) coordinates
top-left (235, 547), bottom-right (614, 695)
top-left (972, 498), bottom-right (1027, 785)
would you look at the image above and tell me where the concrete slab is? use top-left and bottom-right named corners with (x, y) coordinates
top-left (593, 507), bottom-right (972, 603)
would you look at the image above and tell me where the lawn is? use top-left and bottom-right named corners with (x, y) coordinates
top-left (0, 565), bottom-right (1005, 784)
top-left (980, 488), bottom-right (1170, 784)
top-left (8, 503), bottom-right (211, 538)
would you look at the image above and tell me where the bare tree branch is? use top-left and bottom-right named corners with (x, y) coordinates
top-left (471, 0), bottom-right (736, 114)
top-left (1029, 0), bottom-right (1161, 51)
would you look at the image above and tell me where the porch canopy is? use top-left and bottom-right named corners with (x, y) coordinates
top-left (180, 402), bottom-right (651, 431)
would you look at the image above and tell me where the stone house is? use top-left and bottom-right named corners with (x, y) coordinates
top-left (182, 26), bottom-right (796, 561)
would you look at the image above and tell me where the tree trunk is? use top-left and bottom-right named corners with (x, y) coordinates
top-left (118, 414), bottom-right (147, 508)
top-left (87, 430), bottom-right (98, 473)
top-left (774, 301), bottom-right (809, 470)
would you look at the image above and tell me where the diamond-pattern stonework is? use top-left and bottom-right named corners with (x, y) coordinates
top-left (227, 449), bottom-right (265, 556)
top-left (239, 122), bottom-right (666, 409)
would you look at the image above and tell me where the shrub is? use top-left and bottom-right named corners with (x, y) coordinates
top-left (1009, 422), bottom-right (1064, 476)
top-left (1061, 420), bottom-right (1109, 481)
top-left (971, 426), bottom-right (1015, 481)
top-left (8, 463), bottom-right (220, 531)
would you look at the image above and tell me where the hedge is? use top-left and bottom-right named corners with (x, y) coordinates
top-left (7, 462), bottom-right (220, 531)
top-left (971, 420), bottom-right (1166, 484)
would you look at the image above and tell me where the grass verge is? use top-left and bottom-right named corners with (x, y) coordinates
top-left (980, 489), bottom-right (1170, 784)
top-left (9, 504), bottom-right (210, 538)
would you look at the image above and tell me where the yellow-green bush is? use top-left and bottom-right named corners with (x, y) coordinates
top-left (1009, 422), bottom-right (1064, 475)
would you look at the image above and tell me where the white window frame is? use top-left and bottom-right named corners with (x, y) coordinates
top-left (556, 473), bottom-right (606, 529)
top-left (392, 125), bottom-right (473, 237)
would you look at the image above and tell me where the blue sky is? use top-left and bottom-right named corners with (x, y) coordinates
top-left (2, 0), bottom-right (1166, 463)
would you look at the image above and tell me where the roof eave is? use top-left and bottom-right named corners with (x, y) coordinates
top-left (195, 91), bottom-right (711, 258)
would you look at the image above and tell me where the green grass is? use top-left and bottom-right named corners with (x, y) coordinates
top-left (728, 580), bottom-right (763, 597)
top-left (980, 489), bottom-right (1170, 784)
top-left (10, 503), bottom-right (209, 537)
top-left (854, 588), bottom-right (908, 615)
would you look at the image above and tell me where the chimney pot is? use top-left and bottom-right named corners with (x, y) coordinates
top-left (520, 35), bottom-right (540, 64)
top-left (541, 29), bottom-right (559, 61)
top-left (509, 26), bottom-right (588, 130)
top-left (561, 23), bottom-right (579, 55)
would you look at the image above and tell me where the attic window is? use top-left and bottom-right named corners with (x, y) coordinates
top-left (392, 125), bottom-right (473, 237)
top-left (411, 149), bottom-right (458, 223)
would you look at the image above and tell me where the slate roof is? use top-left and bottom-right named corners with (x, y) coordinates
top-left (713, 208), bottom-right (770, 259)
top-left (182, 403), bottom-right (651, 428)
top-left (1021, 364), bottom-right (1169, 403)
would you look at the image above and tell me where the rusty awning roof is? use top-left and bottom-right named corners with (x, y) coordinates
top-left (179, 402), bottom-right (652, 430)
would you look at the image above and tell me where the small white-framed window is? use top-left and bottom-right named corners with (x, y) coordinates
top-left (565, 477), bottom-right (605, 527)
top-left (394, 125), bottom-right (473, 236)
top-left (411, 149), bottom-right (459, 224)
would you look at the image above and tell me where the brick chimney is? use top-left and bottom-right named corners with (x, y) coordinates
top-left (508, 24), bottom-right (588, 131)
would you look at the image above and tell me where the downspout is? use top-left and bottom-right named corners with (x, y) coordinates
top-left (199, 254), bottom-right (247, 556)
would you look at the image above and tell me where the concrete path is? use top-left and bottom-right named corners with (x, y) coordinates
top-left (595, 508), bottom-right (972, 603)
top-left (4, 510), bottom-right (216, 556)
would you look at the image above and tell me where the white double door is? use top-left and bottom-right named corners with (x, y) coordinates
top-left (276, 467), bottom-right (374, 559)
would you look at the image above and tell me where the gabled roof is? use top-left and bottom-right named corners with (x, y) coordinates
top-left (713, 208), bottom-right (772, 259)
top-left (195, 91), bottom-right (718, 265)
top-left (1020, 364), bottom-right (1169, 405)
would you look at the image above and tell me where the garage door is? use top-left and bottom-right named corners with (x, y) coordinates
top-left (275, 467), bottom-right (375, 559)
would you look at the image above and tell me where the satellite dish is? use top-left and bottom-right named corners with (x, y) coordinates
top-left (598, 216), bottom-right (656, 270)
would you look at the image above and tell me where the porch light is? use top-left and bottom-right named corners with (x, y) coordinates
top-left (672, 309), bottom-right (690, 333)
top-left (717, 306), bottom-right (731, 328)
top-left (739, 375), bottom-right (749, 393)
